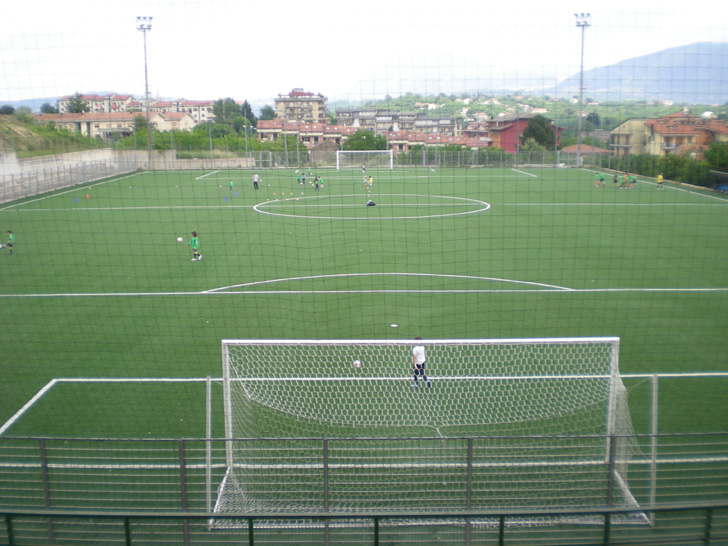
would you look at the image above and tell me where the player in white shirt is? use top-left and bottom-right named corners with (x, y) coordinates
top-left (411, 337), bottom-right (431, 388)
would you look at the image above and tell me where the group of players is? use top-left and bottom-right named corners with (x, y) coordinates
top-left (594, 171), bottom-right (665, 190)
top-left (295, 169), bottom-right (323, 191)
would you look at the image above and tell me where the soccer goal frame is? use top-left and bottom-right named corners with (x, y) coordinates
top-left (214, 338), bottom-right (648, 527)
top-left (335, 149), bottom-right (394, 170)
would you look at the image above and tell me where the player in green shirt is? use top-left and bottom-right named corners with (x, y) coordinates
top-left (4, 230), bottom-right (14, 255)
top-left (187, 231), bottom-right (202, 261)
top-left (229, 179), bottom-right (234, 193)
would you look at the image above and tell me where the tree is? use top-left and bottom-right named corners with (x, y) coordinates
top-left (212, 98), bottom-right (241, 125)
top-left (520, 137), bottom-right (546, 152)
top-left (343, 129), bottom-right (388, 151)
top-left (67, 93), bottom-right (90, 114)
top-left (259, 105), bottom-right (276, 121)
top-left (520, 114), bottom-right (556, 149)
top-left (40, 103), bottom-right (58, 114)
top-left (133, 114), bottom-right (149, 132)
top-left (0, 105), bottom-right (15, 115)
top-left (706, 142), bottom-right (728, 170)
top-left (239, 100), bottom-right (257, 128)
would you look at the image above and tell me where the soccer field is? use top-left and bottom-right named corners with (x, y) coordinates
top-left (1, 165), bottom-right (727, 440)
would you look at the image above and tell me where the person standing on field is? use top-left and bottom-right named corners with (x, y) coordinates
top-left (4, 230), bottom-right (14, 255)
top-left (411, 337), bottom-right (431, 388)
top-left (252, 172), bottom-right (260, 190)
top-left (187, 231), bottom-right (202, 262)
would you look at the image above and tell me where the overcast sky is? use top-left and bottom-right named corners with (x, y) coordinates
top-left (1, 0), bottom-right (726, 106)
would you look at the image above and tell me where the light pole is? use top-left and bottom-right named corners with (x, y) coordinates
top-left (575, 12), bottom-right (591, 168)
top-left (136, 16), bottom-right (153, 167)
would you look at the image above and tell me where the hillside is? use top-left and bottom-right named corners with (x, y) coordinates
top-left (551, 42), bottom-right (728, 104)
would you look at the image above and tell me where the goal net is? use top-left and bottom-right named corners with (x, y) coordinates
top-left (336, 149), bottom-right (394, 170)
top-left (214, 338), bottom-right (646, 526)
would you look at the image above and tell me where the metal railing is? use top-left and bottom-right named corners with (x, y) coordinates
top-left (0, 503), bottom-right (726, 546)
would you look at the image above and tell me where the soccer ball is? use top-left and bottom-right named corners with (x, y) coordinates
top-left (352, 359), bottom-right (362, 368)
top-left (177, 237), bottom-right (183, 243)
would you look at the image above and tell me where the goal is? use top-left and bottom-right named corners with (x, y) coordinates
top-left (336, 149), bottom-right (393, 170)
top-left (214, 338), bottom-right (647, 525)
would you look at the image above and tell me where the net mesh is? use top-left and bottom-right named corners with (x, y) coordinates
top-left (215, 339), bottom-right (644, 520)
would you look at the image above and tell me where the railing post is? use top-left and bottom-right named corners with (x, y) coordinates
top-left (124, 517), bottom-right (131, 546)
top-left (323, 438), bottom-right (330, 545)
top-left (178, 440), bottom-right (190, 546)
top-left (38, 438), bottom-right (55, 544)
top-left (704, 507), bottom-right (713, 545)
top-left (650, 374), bottom-right (659, 523)
top-left (5, 514), bottom-right (14, 546)
top-left (606, 435), bottom-right (617, 507)
top-left (465, 438), bottom-right (473, 546)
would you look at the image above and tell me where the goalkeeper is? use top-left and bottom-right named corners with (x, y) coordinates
top-left (411, 337), bottom-right (431, 388)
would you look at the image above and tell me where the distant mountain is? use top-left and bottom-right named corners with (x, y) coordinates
top-left (550, 42), bottom-right (728, 104)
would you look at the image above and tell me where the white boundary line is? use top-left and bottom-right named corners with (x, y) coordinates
top-left (511, 168), bottom-right (538, 178)
top-left (195, 171), bottom-right (219, 180)
top-left (0, 172), bottom-right (143, 211)
top-left (0, 379), bottom-right (58, 436)
top-left (1, 287), bottom-right (727, 298)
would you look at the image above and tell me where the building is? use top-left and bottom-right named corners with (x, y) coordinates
top-left (274, 89), bottom-right (328, 123)
top-left (485, 114), bottom-right (562, 154)
top-left (58, 94), bottom-right (134, 114)
top-left (57, 94), bottom-right (215, 125)
top-left (149, 111), bottom-right (196, 132)
top-left (610, 119), bottom-right (649, 156)
top-left (34, 113), bottom-right (138, 139)
top-left (611, 112), bottom-right (728, 160)
top-left (336, 108), bottom-right (460, 137)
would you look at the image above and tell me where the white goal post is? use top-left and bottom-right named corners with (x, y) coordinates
top-left (336, 149), bottom-right (394, 170)
top-left (214, 338), bottom-right (647, 526)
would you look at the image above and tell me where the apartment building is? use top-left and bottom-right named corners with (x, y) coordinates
top-left (612, 112), bottom-right (728, 159)
top-left (274, 89), bottom-right (328, 123)
top-left (57, 95), bottom-right (214, 125)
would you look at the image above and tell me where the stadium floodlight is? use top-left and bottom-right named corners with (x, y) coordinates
top-left (136, 17), bottom-right (153, 167)
top-left (575, 13), bottom-right (591, 168)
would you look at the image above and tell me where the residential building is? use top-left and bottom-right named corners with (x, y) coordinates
top-left (611, 112), bottom-right (728, 159)
top-left (58, 94), bottom-right (133, 114)
top-left (610, 118), bottom-right (649, 156)
top-left (274, 89), bottom-right (328, 123)
top-left (336, 108), bottom-right (461, 137)
top-left (34, 112), bottom-right (138, 139)
top-left (149, 111), bottom-right (196, 132)
top-left (57, 94), bottom-right (215, 125)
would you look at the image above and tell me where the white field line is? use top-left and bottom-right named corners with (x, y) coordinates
top-left (0, 379), bottom-right (58, 436)
top-left (205, 272), bottom-right (571, 293)
top-left (195, 171), bottom-right (219, 180)
top-left (1, 287), bottom-right (728, 298)
top-left (511, 168), bottom-right (538, 178)
top-left (0, 172), bottom-right (143, 211)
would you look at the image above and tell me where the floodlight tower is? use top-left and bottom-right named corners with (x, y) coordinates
top-left (575, 12), bottom-right (591, 168)
top-left (137, 16), bottom-right (153, 167)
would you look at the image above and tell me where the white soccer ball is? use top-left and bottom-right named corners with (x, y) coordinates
top-left (177, 237), bottom-right (183, 243)
top-left (352, 359), bottom-right (362, 368)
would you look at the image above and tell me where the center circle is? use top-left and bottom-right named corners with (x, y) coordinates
top-left (253, 194), bottom-right (491, 220)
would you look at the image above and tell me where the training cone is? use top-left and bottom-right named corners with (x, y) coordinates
top-left (85, 193), bottom-right (90, 199)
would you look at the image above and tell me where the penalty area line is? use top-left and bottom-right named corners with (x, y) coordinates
top-left (0, 379), bottom-right (58, 436)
